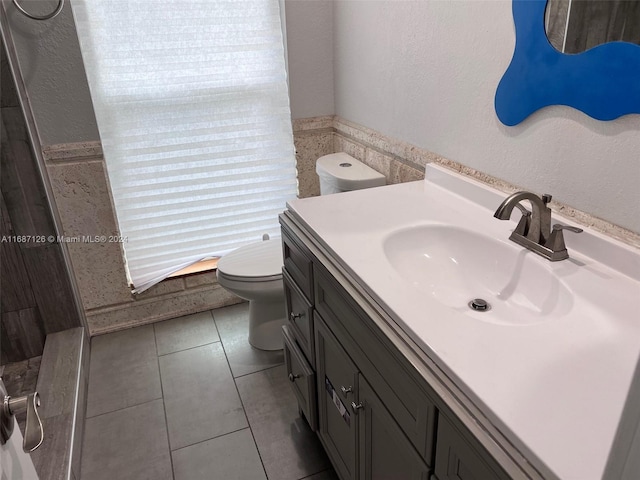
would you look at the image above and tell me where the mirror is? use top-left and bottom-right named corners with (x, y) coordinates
top-left (495, 0), bottom-right (640, 126)
top-left (545, 0), bottom-right (640, 53)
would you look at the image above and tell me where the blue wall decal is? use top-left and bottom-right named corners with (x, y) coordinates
top-left (495, 0), bottom-right (640, 126)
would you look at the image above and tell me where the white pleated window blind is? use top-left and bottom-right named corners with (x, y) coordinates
top-left (71, 0), bottom-right (298, 292)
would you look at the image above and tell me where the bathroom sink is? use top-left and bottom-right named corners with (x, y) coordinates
top-left (382, 225), bottom-right (574, 325)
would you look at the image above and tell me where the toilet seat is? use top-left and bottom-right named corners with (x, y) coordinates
top-left (217, 239), bottom-right (283, 282)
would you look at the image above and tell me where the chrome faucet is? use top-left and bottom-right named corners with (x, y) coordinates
top-left (494, 192), bottom-right (582, 261)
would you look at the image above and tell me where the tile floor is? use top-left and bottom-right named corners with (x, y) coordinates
top-left (80, 303), bottom-right (337, 480)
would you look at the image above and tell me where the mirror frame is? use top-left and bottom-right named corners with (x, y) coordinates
top-left (495, 0), bottom-right (640, 126)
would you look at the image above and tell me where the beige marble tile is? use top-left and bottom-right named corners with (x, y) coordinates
top-left (85, 285), bottom-right (241, 336)
top-left (47, 160), bottom-right (133, 309)
top-left (184, 271), bottom-right (217, 288)
top-left (294, 131), bottom-right (333, 198)
top-left (293, 115), bottom-right (334, 132)
top-left (42, 141), bottom-right (103, 162)
top-left (333, 134), bottom-right (366, 162)
top-left (334, 116), bottom-right (440, 169)
top-left (364, 149), bottom-right (393, 183)
top-left (136, 278), bottom-right (186, 300)
top-left (389, 161), bottom-right (425, 184)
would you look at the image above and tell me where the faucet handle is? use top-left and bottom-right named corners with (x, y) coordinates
top-left (542, 194), bottom-right (552, 205)
top-left (545, 224), bottom-right (583, 261)
top-left (552, 224), bottom-right (583, 234)
top-left (3, 392), bottom-right (44, 452)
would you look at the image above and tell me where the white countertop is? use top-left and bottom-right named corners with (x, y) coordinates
top-left (287, 164), bottom-right (640, 480)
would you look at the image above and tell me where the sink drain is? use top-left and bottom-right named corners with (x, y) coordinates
top-left (468, 298), bottom-right (491, 312)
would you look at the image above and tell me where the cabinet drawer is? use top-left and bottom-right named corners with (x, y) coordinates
top-left (283, 269), bottom-right (314, 367)
top-left (283, 325), bottom-right (317, 431)
top-left (314, 264), bottom-right (436, 467)
top-left (434, 415), bottom-right (510, 480)
top-left (281, 226), bottom-right (314, 301)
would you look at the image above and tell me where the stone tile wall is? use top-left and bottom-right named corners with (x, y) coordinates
top-left (295, 116), bottom-right (640, 248)
top-left (43, 144), bottom-right (239, 336)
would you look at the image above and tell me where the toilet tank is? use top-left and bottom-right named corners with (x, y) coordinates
top-left (316, 152), bottom-right (386, 195)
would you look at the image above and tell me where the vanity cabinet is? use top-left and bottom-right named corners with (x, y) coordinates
top-left (280, 214), bottom-right (518, 480)
top-left (433, 414), bottom-right (510, 480)
top-left (315, 316), bottom-right (359, 480)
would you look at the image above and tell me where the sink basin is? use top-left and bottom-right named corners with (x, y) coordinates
top-left (383, 225), bottom-right (574, 325)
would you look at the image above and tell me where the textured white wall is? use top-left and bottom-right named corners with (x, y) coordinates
top-left (5, 0), bottom-right (639, 233)
top-left (285, 0), bottom-right (334, 119)
top-left (4, 0), bottom-right (333, 142)
top-left (2, 0), bottom-right (99, 145)
top-left (333, 0), bottom-right (640, 234)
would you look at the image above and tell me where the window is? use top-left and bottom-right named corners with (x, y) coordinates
top-left (71, 0), bottom-right (297, 292)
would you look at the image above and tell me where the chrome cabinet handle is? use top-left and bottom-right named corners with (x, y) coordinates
top-left (1, 386), bottom-right (44, 452)
top-left (340, 386), bottom-right (353, 395)
top-left (289, 312), bottom-right (304, 321)
top-left (351, 401), bottom-right (364, 413)
top-left (288, 373), bottom-right (300, 382)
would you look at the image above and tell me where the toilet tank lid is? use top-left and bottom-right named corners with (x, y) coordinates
top-left (217, 238), bottom-right (283, 278)
top-left (316, 153), bottom-right (386, 190)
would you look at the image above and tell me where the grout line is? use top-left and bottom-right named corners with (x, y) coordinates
top-left (156, 339), bottom-right (222, 358)
top-left (214, 311), bottom-right (270, 480)
top-left (85, 396), bottom-right (163, 421)
top-left (169, 426), bottom-right (251, 453)
top-left (153, 323), bottom-right (177, 480)
top-left (296, 468), bottom-right (335, 480)
top-left (232, 362), bottom-right (284, 380)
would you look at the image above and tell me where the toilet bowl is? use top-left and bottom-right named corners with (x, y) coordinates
top-left (216, 239), bottom-right (285, 351)
top-left (217, 152), bottom-right (385, 351)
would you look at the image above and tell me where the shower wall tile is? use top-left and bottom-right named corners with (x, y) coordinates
top-left (1, 106), bottom-right (56, 240)
top-left (22, 243), bottom-right (83, 333)
top-left (1, 39), bottom-right (19, 108)
top-left (1, 192), bottom-right (37, 313)
top-left (0, 308), bottom-right (45, 363)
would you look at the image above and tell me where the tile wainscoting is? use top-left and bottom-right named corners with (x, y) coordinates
top-left (294, 116), bottom-right (640, 248)
top-left (41, 116), bottom-right (639, 337)
top-left (42, 144), bottom-right (240, 337)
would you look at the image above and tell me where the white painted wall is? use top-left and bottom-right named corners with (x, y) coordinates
top-left (4, 0), bottom-right (639, 234)
top-left (333, 0), bottom-right (640, 234)
top-left (4, 0), bottom-right (334, 141)
top-left (285, 0), bottom-right (334, 119)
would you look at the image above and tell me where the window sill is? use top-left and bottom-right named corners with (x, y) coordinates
top-left (167, 258), bottom-right (219, 279)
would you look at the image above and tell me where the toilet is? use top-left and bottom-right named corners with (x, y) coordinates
top-left (216, 153), bottom-right (386, 350)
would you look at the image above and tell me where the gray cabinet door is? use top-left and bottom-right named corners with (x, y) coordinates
top-left (434, 415), bottom-right (510, 480)
top-left (358, 374), bottom-right (431, 480)
top-left (316, 315), bottom-right (359, 480)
